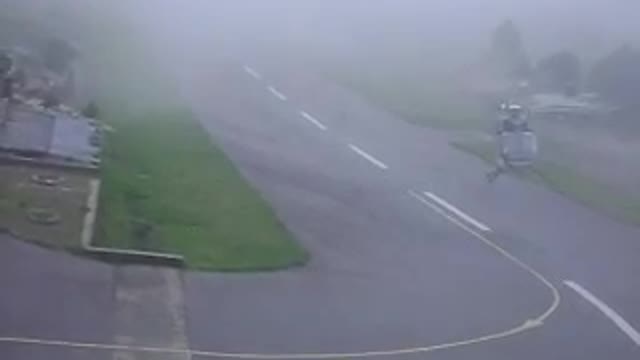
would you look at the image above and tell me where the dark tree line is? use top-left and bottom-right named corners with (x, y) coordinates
top-left (589, 45), bottom-right (640, 108)
top-left (490, 20), bottom-right (640, 108)
top-left (537, 51), bottom-right (581, 95)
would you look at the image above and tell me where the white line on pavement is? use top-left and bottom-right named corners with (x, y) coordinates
top-left (300, 111), bottom-right (327, 131)
top-left (243, 66), bottom-right (262, 80)
top-left (348, 144), bottom-right (388, 170)
top-left (0, 202), bottom-right (560, 359)
top-left (267, 86), bottom-right (287, 101)
top-left (409, 190), bottom-right (559, 323)
top-left (423, 192), bottom-right (492, 232)
top-left (564, 280), bottom-right (640, 346)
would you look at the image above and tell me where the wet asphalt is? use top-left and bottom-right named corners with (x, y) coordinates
top-left (1, 58), bottom-right (639, 359)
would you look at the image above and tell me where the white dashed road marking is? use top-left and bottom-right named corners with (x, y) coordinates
top-left (564, 280), bottom-right (640, 346)
top-left (408, 189), bottom-right (559, 323)
top-left (0, 61), bottom-right (567, 359)
top-left (243, 66), bottom-right (261, 80)
top-left (300, 111), bottom-right (327, 131)
top-left (423, 192), bottom-right (492, 232)
top-left (348, 144), bottom-right (388, 170)
top-left (267, 86), bottom-right (287, 101)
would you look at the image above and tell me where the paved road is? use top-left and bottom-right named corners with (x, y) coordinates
top-left (0, 234), bottom-right (189, 360)
top-left (0, 234), bottom-right (114, 360)
top-left (1, 55), bottom-right (639, 359)
top-left (180, 58), bottom-right (640, 359)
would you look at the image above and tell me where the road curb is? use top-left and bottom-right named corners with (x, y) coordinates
top-left (0, 153), bottom-right (99, 174)
top-left (81, 179), bottom-right (186, 268)
top-left (82, 246), bottom-right (185, 267)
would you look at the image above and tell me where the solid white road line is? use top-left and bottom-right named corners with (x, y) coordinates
top-left (423, 192), bottom-right (492, 232)
top-left (267, 86), bottom-right (287, 101)
top-left (300, 111), bottom-right (327, 131)
top-left (348, 144), bottom-right (388, 170)
top-left (0, 191), bottom-right (561, 359)
top-left (243, 66), bottom-right (261, 80)
top-left (409, 190), bottom-right (559, 324)
top-left (564, 280), bottom-right (640, 346)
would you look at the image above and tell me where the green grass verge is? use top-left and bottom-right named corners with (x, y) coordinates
top-left (450, 140), bottom-right (640, 226)
top-left (4, 1), bottom-right (308, 271)
top-left (339, 77), bottom-right (489, 130)
top-left (95, 107), bottom-right (308, 271)
top-left (59, 1), bottom-right (309, 271)
top-left (322, 59), bottom-right (494, 131)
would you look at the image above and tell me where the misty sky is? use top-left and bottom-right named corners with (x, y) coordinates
top-left (130, 0), bottom-right (640, 66)
top-left (21, 0), bottom-right (637, 80)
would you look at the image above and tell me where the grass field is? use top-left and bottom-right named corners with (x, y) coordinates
top-left (82, 3), bottom-right (307, 271)
top-left (318, 47), bottom-right (496, 131)
top-left (451, 139), bottom-right (640, 226)
top-left (332, 68), bottom-right (491, 130)
top-left (95, 107), bottom-right (308, 271)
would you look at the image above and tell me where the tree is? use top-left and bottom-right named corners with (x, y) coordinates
top-left (0, 52), bottom-right (12, 76)
top-left (82, 101), bottom-right (100, 119)
top-left (492, 20), bottom-right (522, 58)
top-left (537, 51), bottom-right (581, 95)
top-left (490, 19), bottom-right (530, 79)
top-left (589, 45), bottom-right (640, 108)
top-left (43, 37), bottom-right (77, 74)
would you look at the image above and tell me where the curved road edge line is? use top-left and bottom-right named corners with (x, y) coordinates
top-left (408, 190), bottom-right (561, 323)
top-left (0, 192), bottom-right (561, 359)
top-left (0, 319), bottom-right (538, 359)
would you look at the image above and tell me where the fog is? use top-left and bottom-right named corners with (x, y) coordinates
top-left (130, 0), bottom-right (640, 68)
top-left (5, 0), bottom-right (640, 110)
top-left (8, 0), bottom-right (639, 83)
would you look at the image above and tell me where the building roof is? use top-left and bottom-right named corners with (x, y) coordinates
top-left (0, 104), bottom-right (100, 168)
